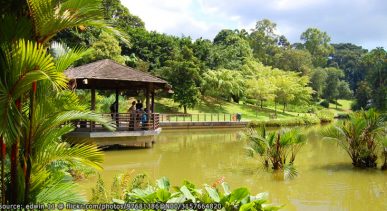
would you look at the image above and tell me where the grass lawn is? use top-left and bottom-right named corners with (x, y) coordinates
top-left (154, 97), bottom-right (339, 122)
top-left (328, 99), bottom-right (353, 115)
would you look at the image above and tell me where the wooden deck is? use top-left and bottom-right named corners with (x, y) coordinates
top-left (66, 113), bottom-right (161, 148)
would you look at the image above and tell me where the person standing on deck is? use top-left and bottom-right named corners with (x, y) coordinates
top-left (136, 99), bottom-right (143, 111)
top-left (110, 100), bottom-right (118, 125)
top-left (128, 101), bottom-right (136, 130)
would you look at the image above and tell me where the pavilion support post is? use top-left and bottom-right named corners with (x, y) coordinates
top-left (115, 89), bottom-right (119, 127)
top-left (146, 86), bottom-right (150, 111)
top-left (91, 88), bottom-right (96, 130)
top-left (151, 90), bottom-right (155, 113)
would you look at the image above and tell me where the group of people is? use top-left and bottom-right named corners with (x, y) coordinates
top-left (110, 99), bottom-right (151, 130)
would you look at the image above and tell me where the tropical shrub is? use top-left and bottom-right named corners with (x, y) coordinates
top-left (319, 100), bottom-right (329, 108)
top-left (322, 109), bottom-right (385, 168)
top-left (316, 110), bottom-right (334, 122)
top-left (247, 116), bottom-right (319, 127)
top-left (244, 128), bottom-right (306, 173)
top-left (121, 177), bottom-right (282, 211)
top-left (0, 0), bottom-right (115, 205)
top-left (381, 136), bottom-right (387, 170)
top-left (90, 173), bottom-right (283, 210)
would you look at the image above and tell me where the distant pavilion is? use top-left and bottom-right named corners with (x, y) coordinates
top-left (64, 59), bottom-right (171, 142)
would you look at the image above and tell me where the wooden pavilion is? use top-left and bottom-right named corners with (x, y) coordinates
top-left (64, 59), bottom-right (170, 142)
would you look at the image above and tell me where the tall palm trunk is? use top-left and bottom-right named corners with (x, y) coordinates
top-left (10, 98), bottom-right (22, 204)
top-left (24, 81), bottom-right (36, 204)
top-left (1, 136), bottom-right (5, 205)
top-left (10, 142), bottom-right (19, 204)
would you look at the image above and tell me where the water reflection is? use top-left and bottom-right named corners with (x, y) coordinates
top-left (82, 126), bottom-right (387, 211)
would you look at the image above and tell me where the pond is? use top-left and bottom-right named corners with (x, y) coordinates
top-left (81, 126), bottom-right (387, 211)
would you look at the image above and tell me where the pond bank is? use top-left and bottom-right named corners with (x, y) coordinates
top-left (160, 116), bottom-right (331, 129)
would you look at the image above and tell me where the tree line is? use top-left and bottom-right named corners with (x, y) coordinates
top-left (54, 0), bottom-right (386, 112)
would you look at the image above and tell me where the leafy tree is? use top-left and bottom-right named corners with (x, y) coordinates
top-left (310, 68), bottom-right (328, 100)
top-left (79, 32), bottom-right (126, 64)
top-left (127, 29), bottom-right (179, 71)
top-left (211, 29), bottom-right (253, 70)
top-left (272, 72), bottom-right (312, 113)
top-left (353, 81), bottom-right (372, 110)
top-left (338, 80), bottom-right (353, 99)
top-left (278, 35), bottom-right (290, 48)
top-left (192, 38), bottom-right (213, 70)
top-left (157, 61), bottom-right (200, 114)
top-left (246, 78), bottom-right (275, 109)
top-left (300, 28), bottom-right (334, 67)
top-left (273, 48), bottom-right (313, 75)
top-left (102, 0), bottom-right (145, 29)
top-left (156, 45), bottom-right (201, 114)
top-left (322, 68), bottom-right (344, 103)
top-left (202, 69), bottom-right (244, 105)
top-left (361, 47), bottom-right (387, 111)
top-left (249, 19), bottom-right (280, 65)
top-left (329, 43), bottom-right (368, 90)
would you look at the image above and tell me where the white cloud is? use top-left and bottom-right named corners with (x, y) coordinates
top-left (121, 0), bottom-right (387, 49)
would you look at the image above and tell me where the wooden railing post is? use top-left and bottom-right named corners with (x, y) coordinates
top-left (153, 113), bottom-right (156, 130)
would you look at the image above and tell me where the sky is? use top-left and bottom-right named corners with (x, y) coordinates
top-left (121, 0), bottom-right (387, 50)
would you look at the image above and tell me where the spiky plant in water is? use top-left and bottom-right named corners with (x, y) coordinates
top-left (381, 135), bottom-right (387, 170)
top-left (322, 109), bottom-right (385, 168)
top-left (244, 127), bottom-right (306, 174)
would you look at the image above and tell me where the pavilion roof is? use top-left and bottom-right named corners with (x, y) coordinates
top-left (64, 59), bottom-right (168, 90)
top-left (65, 59), bottom-right (167, 83)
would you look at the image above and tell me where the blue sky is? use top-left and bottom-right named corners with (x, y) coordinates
top-left (121, 0), bottom-right (387, 50)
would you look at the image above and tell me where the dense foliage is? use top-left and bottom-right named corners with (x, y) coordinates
top-left (91, 173), bottom-right (283, 211)
top-left (49, 0), bottom-right (387, 112)
top-left (0, 0), bottom-right (115, 205)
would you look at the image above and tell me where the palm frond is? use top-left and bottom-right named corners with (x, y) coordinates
top-left (50, 42), bottom-right (92, 72)
top-left (35, 173), bottom-right (86, 204)
top-left (34, 142), bottom-right (104, 171)
top-left (28, 0), bottom-right (105, 43)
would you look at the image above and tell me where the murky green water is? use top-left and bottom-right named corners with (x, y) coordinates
top-left (82, 126), bottom-right (387, 211)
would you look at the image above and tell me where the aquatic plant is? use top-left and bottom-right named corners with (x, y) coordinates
top-left (322, 109), bottom-right (385, 168)
top-left (380, 134), bottom-right (387, 170)
top-left (244, 127), bottom-right (306, 172)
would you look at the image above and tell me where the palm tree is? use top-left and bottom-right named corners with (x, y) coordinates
top-left (0, 0), bottom-right (116, 204)
top-left (381, 136), bottom-right (387, 170)
top-left (322, 109), bottom-right (385, 168)
top-left (244, 127), bottom-right (306, 171)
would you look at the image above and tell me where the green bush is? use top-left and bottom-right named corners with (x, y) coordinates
top-left (122, 177), bottom-right (283, 210)
top-left (91, 174), bottom-right (283, 210)
top-left (316, 110), bottom-right (334, 122)
top-left (247, 116), bottom-right (320, 127)
top-left (319, 100), bottom-right (329, 108)
top-left (244, 98), bottom-right (257, 105)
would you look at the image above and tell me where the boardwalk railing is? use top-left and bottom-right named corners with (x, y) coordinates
top-left (75, 112), bottom-right (160, 132)
top-left (159, 113), bottom-right (240, 122)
